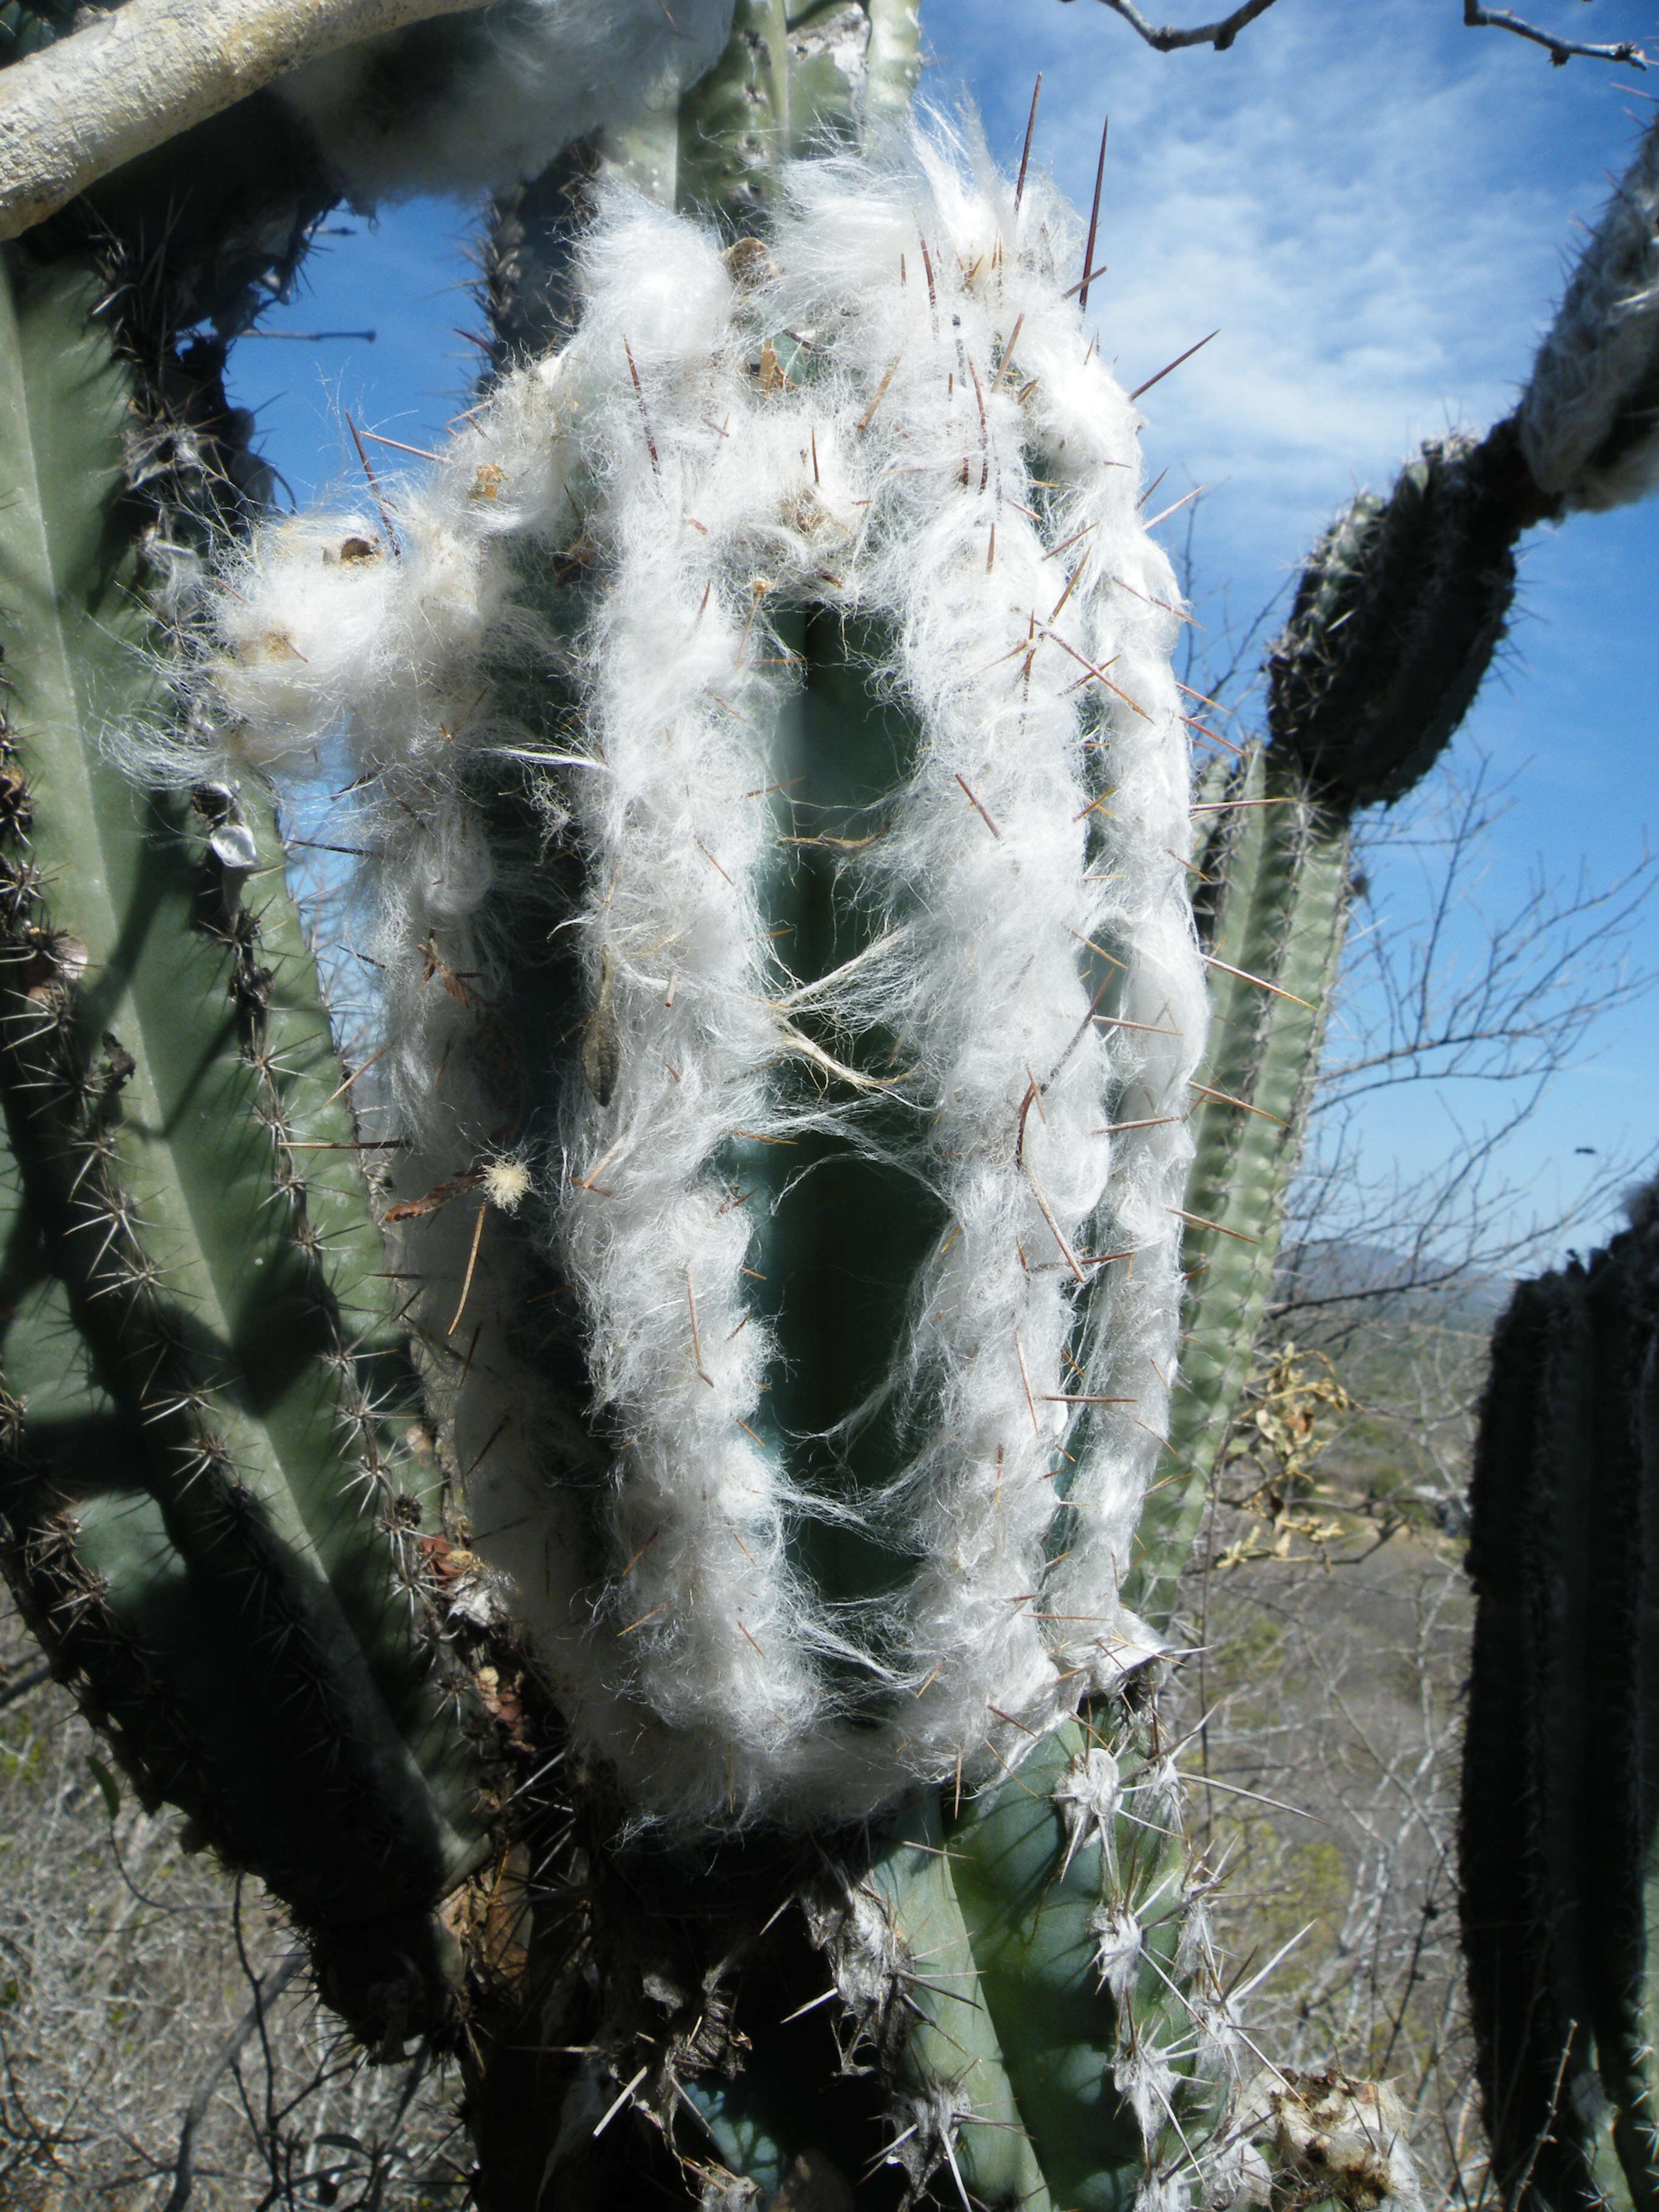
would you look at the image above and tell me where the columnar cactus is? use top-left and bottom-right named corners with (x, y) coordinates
top-left (1460, 1187), bottom-right (1659, 2212)
top-left (0, 0), bottom-right (748, 2056)
top-left (0, 235), bottom-right (491, 2037)
top-left (0, 6), bottom-right (1236, 2199)
top-left (168, 56), bottom-right (1249, 2199)
top-left (197, 118), bottom-right (1204, 1829)
top-left (4, 1), bottom-right (1659, 2205)
top-left (1127, 424), bottom-right (1544, 1631)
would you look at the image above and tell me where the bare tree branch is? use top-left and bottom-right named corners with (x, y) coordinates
top-left (1067, 0), bottom-right (1284, 53)
top-left (163, 1948), bottom-right (304, 2212)
top-left (1260, 742), bottom-right (1659, 1325)
top-left (0, 0), bottom-right (493, 243)
top-left (0, 1660), bottom-right (50, 1712)
top-left (1461, 2), bottom-right (1648, 69)
top-left (1078, 0), bottom-right (1649, 69)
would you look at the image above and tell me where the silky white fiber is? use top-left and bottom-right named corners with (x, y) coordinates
top-left (184, 117), bottom-right (1205, 1829)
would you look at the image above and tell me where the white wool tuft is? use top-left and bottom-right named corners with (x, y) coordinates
top-left (1133, 2175), bottom-right (1195, 2212)
top-left (1518, 116), bottom-right (1659, 513)
top-left (1090, 1897), bottom-right (1144, 2007)
top-left (1116, 2034), bottom-right (1182, 2151)
top-left (181, 118), bottom-right (1205, 1829)
top-left (1056, 1744), bottom-right (1124, 1879)
top-left (276, 0), bottom-right (736, 204)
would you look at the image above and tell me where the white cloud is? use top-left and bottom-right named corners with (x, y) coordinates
top-left (930, 0), bottom-right (1655, 599)
top-left (923, 0), bottom-right (1659, 1248)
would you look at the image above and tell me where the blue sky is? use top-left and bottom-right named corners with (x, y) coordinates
top-left (227, 0), bottom-right (1659, 1266)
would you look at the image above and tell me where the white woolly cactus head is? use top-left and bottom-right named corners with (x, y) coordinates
top-left (187, 118), bottom-right (1205, 1831)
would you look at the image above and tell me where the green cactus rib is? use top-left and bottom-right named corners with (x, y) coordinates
top-left (1125, 742), bottom-right (1349, 1631)
top-left (677, 0), bottom-right (920, 224)
top-left (934, 1719), bottom-right (1214, 2212)
top-left (0, 248), bottom-right (487, 1975)
top-left (1133, 422), bottom-right (1548, 1634)
top-left (675, 0), bottom-right (791, 221)
top-left (682, 1707), bottom-right (1220, 2211)
top-left (464, 7), bottom-right (939, 1636)
top-left (732, 609), bottom-right (945, 1619)
top-left (488, 0), bottom-right (922, 363)
top-left (1460, 1196), bottom-right (1659, 2212)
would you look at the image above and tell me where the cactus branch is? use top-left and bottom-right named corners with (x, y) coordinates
top-left (1129, 429), bottom-right (1532, 1630)
top-left (0, 0), bottom-right (493, 240)
top-left (1129, 743), bottom-right (1350, 1630)
top-left (0, 240), bottom-right (489, 2034)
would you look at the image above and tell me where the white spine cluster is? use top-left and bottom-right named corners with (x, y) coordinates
top-left (815, 1726), bottom-right (1236, 2210)
top-left (1518, 117), bottom-right (1659, 513)
top-left (276, 0), bottom-right (737, 203)
top-left (188, 121), bottom-right (1204, 1828)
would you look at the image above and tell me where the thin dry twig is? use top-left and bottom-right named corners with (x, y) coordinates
top-left (1071, 0), bottom-right (1282, 53)
top-left (1079, 0), bottom-right (1647, 68)
top-left (163, 1949), bottom-right (305, 2211)
top-left (0, 1590), bottom-right (472, 2207)
top-left (1461, 1), bottom-right (1647, 67)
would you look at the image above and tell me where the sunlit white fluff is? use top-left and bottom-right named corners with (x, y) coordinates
top-left (181, 118), bottom-right (1204, 1829)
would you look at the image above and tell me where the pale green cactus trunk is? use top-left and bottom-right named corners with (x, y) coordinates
top-left (1130, 426), bottom-right (1549, 1633)
top-left (397, 14), bottom-right (1233, 2205)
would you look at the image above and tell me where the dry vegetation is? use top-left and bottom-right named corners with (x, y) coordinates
top-left (0, 1301), bottom-right (1495, 2210)
top-left (0, 1594), bottom-right (473, 2210)
top-left (1164, 1307), bottom-right (1494, 2212)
